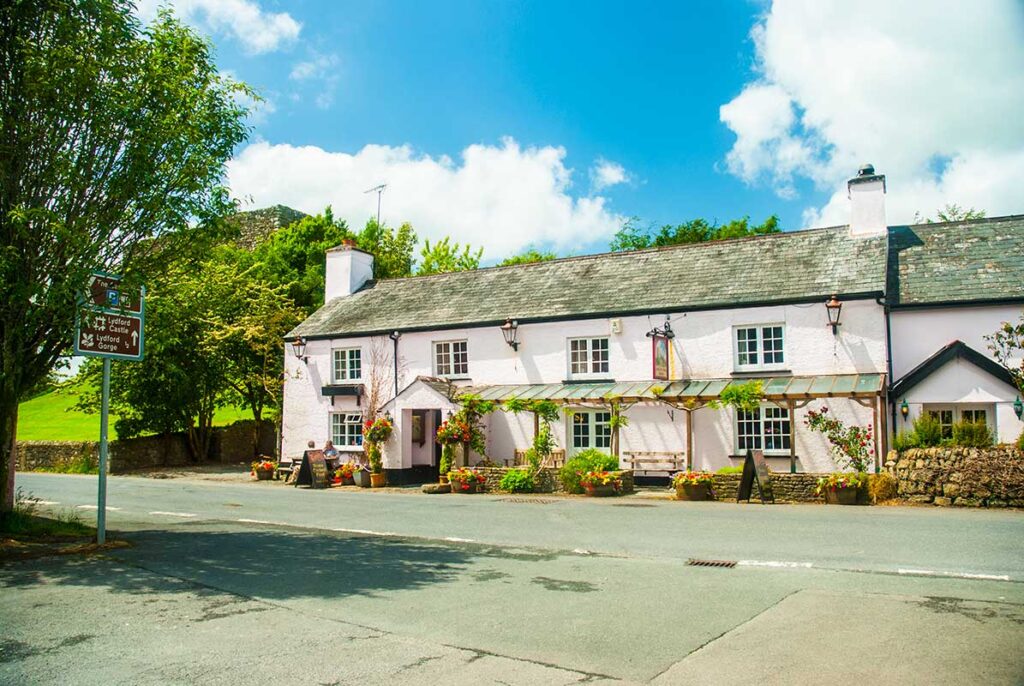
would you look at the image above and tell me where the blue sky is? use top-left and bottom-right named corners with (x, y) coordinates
top-left (143, 0), bottom-right (1024, 261)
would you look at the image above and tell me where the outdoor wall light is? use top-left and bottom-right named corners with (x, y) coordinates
top-left (1015, 396), bottom-right (1023, 420)
top-left (501, 318), bottom-right (520, 351)
top-left (825, 294), bottom-right (843, 335)
top-left (900, 399), bottom-right (909, 419)
top-left (291, 337), bottom-right (308, 363)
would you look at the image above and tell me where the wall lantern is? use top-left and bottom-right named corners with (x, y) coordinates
top-left (1015, 396), bottom-right (1023, 420)
top-left (291, 337), bottom-right (308, 363)
top-left (825, 294), bottom-right (843, 335)
top-left (501, 317), bottom-right (520, 351)
top-left (900, 399), bottom-right (909, 420)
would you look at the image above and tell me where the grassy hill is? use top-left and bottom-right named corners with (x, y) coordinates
top-left (17, 389), bottom-right (250, 442)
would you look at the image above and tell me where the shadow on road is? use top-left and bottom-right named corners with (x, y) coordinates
top-left (1, 526), bottom-right (518, 601)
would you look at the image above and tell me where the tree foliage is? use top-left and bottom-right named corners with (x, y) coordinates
top-left (0, 1), bottom-right (250, 514)
top-left (417, 237), bottom-right (483, 275)
top-left (610, 215), bottom-right (781, 252)
top-left (914, 204), bottom-right (986, 224)
top-left (986, 316), bottom-right (1024, 395)
top-left (497, 248), bottom-right (556, 267)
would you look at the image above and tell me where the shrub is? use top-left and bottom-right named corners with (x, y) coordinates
top-left (951, 420), bottom-right (994, 448)
top-left (499, 468), bottom-right (535, 493)
top-left (1018, 430), bottom-right (1024, 453)
top-left (868, 472), bottom-right (899, 503)
top-left (716, 465), bottom-right (743, 475)
top-left (560, 449), bottom-right (619, 494)
top-left (910, 413), bottom-right (943, 448)
top-left (891, 430), bottom-right (918, 452)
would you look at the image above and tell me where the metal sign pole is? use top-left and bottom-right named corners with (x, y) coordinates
top-left (97, 357), bottom-right (111, 545)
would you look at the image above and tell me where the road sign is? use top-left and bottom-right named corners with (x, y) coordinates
top-left (73, 272), bottom-right (145, 545)
top-left (74, 273), bottom-right (145, 361)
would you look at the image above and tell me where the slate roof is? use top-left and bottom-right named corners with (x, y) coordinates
top-left (292, 226), bottom-right (888, 339)
top-left (887, 215), bottom-right (1024, 307)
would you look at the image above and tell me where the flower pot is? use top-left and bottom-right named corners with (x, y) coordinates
top-left (439, 474), bottom-right (449, 485)
top-left (342, 476), bottom-right (354, 486)
top-left (254, 469), bottom-right (274, 481)
top-left (826, 486), bottom-right (858, 505)
top-left (451, 480), bottom-right (478, 494)
top-left (675, 483), bottom-right (710, 501)
top-left (353, 470), bottom-right (372, 488)
top-left (370, 473), bottom-right (387, 488)
top-left (584, 484), bottom-right (616, 497)
top-left (331, 477), bottom-right (342, 485)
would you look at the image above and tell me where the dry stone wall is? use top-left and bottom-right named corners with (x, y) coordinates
top-left (472, 467), bottom-right (634, 495)
top-left (887, 447), bottom-right (1024, 507)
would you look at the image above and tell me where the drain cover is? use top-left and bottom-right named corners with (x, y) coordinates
top-left (686, 558), bottom-right (737, 568)
top-left (499, 498), bottom-right (557, 504)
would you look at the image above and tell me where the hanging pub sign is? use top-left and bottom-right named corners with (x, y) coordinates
top-left (294, 450), bottom-right (329, 489)
top-left (652, 334), bottom-right (670, 381)
top-left (737, 449), bottom-right (774, 504)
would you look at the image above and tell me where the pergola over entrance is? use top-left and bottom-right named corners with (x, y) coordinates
top-left (463, 373), bottom-right (887, 473)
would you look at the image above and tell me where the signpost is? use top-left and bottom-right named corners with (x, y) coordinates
top-left (737, 449), bottom-right (775, 504)
top-left (74, 273), bottom-right (145, 544)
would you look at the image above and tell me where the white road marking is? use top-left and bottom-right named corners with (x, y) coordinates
top-left (898, 568), bottom-right (1010, 581)
top-left (149, 511), bottom-right (197, 518)
top-left (738, 560), bottom-right (814, 569)
top-left (37, 501), bottom-right (60, 505)
top-left (329, 527), bottom-right (398, 537)
top-left (443, 536), bottom-right (475, 543)
top-left (76, 505), bottom-right (121, 511)
top-left (237, 518), bottom-right (274, 525)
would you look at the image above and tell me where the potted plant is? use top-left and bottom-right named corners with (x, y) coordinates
top-left (448, 467), bottom-right (486, 493)
top-left (579, 470), bottom-right (621, 497)
top-left (815, 472), bottom-right (866, 505)
top-left (363, 416), bottom-right (394, 488)
top-left (436, 417), bottom-right (472, 483)
top-left (352, 464), bottom-right (372, 488)
top-left (335, 461), bottom-right (356, 485)
top-left (251, 459), bottom-right (276, 481)
top-left (672, 471), bottom-right (714, 501)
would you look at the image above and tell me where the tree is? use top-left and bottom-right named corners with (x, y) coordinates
top-left (497, 248), bottom-right (556, 267)
top-left (0, 1), bottom-right (250, 517)
top-left (986, 316), bottom-right (1024, 396)
top-left (610, 215), bottom-right (781, 251)
top-left (914, 204), bottom-right (986, 224)
top-left (357, 218), bottom-right (417, 280)
top-left (417, 237), bottom-right (482, 275)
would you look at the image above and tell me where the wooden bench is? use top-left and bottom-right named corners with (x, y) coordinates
top-left (624, 451), bottom-right (686, 475)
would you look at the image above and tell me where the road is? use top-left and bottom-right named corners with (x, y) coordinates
top-left (3, 472), bottom-right (1024, 685)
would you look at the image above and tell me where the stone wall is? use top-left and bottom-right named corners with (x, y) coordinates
top-left (16, 420), bottom-right (276, 474)
top-left (887, 447), bottom-right (1024, 507)
top-left (471, 467), bottom-right (634, 495)
top-left (712, 473), bottom-right (827, 503)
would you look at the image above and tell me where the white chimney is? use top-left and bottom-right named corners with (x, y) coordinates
top-left (847, 164), bottom-right (886, 237)
top-left (325, 240), bottom-right (374, 301)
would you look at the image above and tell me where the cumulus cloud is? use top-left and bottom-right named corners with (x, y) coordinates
top-left (227, 138), bottom-right (626, 258)
top-left (720, 0), bottom-right (1024, 226)
top-left (136, 0), bottom-right (301, 54)
top-left (590, 158), bottom-right (629, 192)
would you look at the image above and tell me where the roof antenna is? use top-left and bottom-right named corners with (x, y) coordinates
top-left (364, 183), bottom-right (387, 228)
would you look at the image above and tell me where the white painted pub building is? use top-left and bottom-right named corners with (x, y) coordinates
top-left (282, 167), bottom-right (1024, 482)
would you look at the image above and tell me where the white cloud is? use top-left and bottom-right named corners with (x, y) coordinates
top-left (590, 158), bottom-right (629, 191)
top-left (289, 53), bottom-right (341, 110)
top-left (227, 138), bottom-right (626, 258)
top-left (136, 0), bottom-right (301, 54)
top-left (720, 0), bottom-right (1024, 226)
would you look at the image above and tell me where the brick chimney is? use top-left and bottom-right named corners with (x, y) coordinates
top-left (847, 164), bottom-right (887, 237)
top-left (325, 240), bottom-right (374, 301)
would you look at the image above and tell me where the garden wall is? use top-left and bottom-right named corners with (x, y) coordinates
top-left (712, 473), bottom-right (832, 503)
top-left (472, 467), bottom-right (635, 495)
top-left (887, 447), bottom-right (1024, 507)
top-left (16, 419), bottom-right (276, 474)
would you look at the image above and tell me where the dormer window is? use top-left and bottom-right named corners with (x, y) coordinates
top-left (734, 325), bottom-right (785, 371)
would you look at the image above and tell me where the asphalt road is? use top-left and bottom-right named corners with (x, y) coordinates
top-left (3, 472), bottom-right (1024, 685)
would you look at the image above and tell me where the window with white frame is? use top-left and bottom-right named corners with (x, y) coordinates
top-left (925, 408), bottom-right (954, 439)
top-left (734, 325), bottom-right (785, 371)
top-left (960, 409), bottom-right (987, 426)
top-left (330, 413), bottom-right (363, 447)
top-left (332, 347), bottom-right (362, 383)
top-left (924, 405), bottom-right (991, 438)
top-left (735, 405), bottom-right (791, 454)
top-left (570, 411), bottom-right (612, 452)
top-left (568, 337), bottom-right (610, 377)
top-left (434, 340), bottom-right (468, 377)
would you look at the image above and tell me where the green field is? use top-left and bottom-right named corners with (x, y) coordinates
top-left (17, 389), bottom-right (250, 441)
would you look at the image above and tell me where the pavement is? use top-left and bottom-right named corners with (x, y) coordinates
top-left (2, 472), bottom-right (1023, 684)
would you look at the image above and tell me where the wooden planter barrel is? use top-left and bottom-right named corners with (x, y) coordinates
top-left (254, 469), bottom-right (274, 481)
top-left (675, 483), bottom-right (710, 501)
top-left (584, 484), bottom-right (617, 497)
top-left (370, 473), bottom-right (387, 488)
top-left (450, 480), bottom-right (479, 493)
top-left (825, 486), bottom-right (858, 505)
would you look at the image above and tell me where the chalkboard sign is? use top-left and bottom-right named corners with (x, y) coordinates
top-left (294, 450), bottom-right (329, 489)
top-left (737, 449), bottom-right (774, 504)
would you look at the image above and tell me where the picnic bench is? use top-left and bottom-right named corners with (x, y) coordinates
top-left (623, 451), bottom-right (686, 475)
